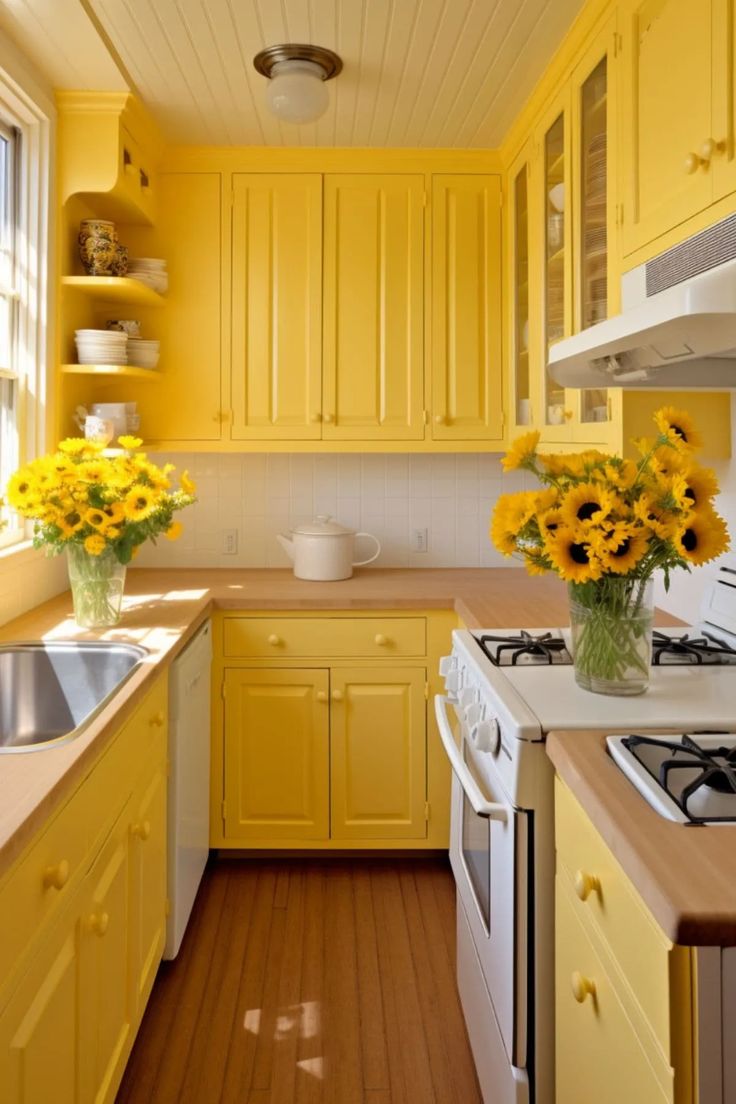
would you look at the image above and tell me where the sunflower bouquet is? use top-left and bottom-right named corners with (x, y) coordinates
top-left (491, 406), bottom-right (729, 694)
top-left (5, 436), bottom-right (196, 626)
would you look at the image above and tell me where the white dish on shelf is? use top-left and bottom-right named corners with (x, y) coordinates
top-left (548, 182), bottom-right (565, 212)
top-left (129, 257), bottom-right (166, 270)
top-left (129, 272), bottom-right (168, 294)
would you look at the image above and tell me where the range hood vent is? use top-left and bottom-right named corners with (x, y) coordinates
top-left (548, 213), bottom-right (736, 390)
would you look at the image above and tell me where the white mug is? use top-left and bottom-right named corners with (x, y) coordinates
top-left (84, 416), bottom-right (114, 445)
top-left (91, 402), bottom-right (127, 439)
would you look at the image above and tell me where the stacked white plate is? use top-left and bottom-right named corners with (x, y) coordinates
top-left (75, 328), bottom-right (127, 366)
top-left (128, 257), bottom-right (168, 295)
top-left (128, 337), bottom-right (160, 369)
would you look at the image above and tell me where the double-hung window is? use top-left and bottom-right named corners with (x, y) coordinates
top-left (0, 118), bottom-right (18, 545)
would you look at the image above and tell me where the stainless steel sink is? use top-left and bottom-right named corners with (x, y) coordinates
top-left (0, 641), bottom-right (148, 752)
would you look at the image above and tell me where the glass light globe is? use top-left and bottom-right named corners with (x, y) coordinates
top-left (266, 59), bottom-right (329, 124)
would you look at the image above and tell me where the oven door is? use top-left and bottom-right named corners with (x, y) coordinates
top-left (435, 694), bottom-right (529, 1070)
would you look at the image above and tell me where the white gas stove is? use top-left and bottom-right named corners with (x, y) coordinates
top-left (437, 564), bottom-right (736, 1104)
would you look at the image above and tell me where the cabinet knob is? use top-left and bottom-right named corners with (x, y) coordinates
top-left (563, 409), bottom-right (573, 421)
top-left (131, 820), bottom-right (151, 841)
top-left (268, 634), bottom-right (282, 646)
top-left (150, 710), bottom-right (165, 728)
top-left (332, 689), bottom-right (344, 701)
top-left (374, 634), bottom-right (389, 646)
top-left (43, 859), bottom-right (70, 891)
top-left (571, 971), bottom-right (596, 1004)
top-left (434, 414), bottom-right (446, 425)
top-left (316, 690), bottom-right (328, 702)
top-left (574, 870), bottom-right (600, 902)
top-left (324, 413), bottom-right (335, 424)
top-left (311, 412), bottom-right (322, 423)
top-left (87, 911), bottom-right (110, 937)
top-left (684, 151), bottom-right (703, 174)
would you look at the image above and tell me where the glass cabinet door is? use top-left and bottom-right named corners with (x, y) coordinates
top-left (510, 154), bottom-right (531, 428)
top-left (542, 107), bottom-right (571, 437)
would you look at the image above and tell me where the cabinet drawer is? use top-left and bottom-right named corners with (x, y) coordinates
top-left (0, 675), bottom-right (167, 992)
top-left (555, 778), bottom-right (689, 1061)
top-left (556, 877), bottom-right (675, 1104)
top-left (223, 617), bottom-right (427, 658)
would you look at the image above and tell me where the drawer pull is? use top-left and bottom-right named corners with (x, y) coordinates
top-left (332, 689), bottom-right (344, 702)
top-left (374, 634), bottom-right (389, 646)
top-left (150, 710), bottom-right (166, 728)
top-left (571, 971), bottom-right (596, 1004)
top-left (87, 911), bottom-right (110, 937)
top-left (316, 690), bottom-right (328, 703)
top-left (574, 870), bottom-right (600, 902)
top-left (268, 634), bottom-right (283, 646)
top-left (131, 820), bottom-right (151, 841)
top-left (43, 859), bottom-right (70, 891)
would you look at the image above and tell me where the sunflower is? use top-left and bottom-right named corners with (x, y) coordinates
top-left (597, 527), bottom-right (649, 574)
top-left (84, 507), bottom-right (109, 530)
top-left (77, 460), bottom-right (110, 484)
top-left (538, 507), bottom-right (564, 537)
top-left (491, 492), bottom-right (537, 555)
top-left (654, 406), bottom-right (703, 451)
top-left (5, 469), bottom-right (36, 511)
top-left (653, 472), bottom-right (692, 513)
top-left (674, 509), bottom-right (730, 565)
top-left (682, 464), bottom-right (720, 510)
top-left (600, 459), bottom-right (639, 491)
top-left (58, 437), bottom-right (100, 455)
top-left (83, 533), bottom-right (107, 555)
top-left (180, 470), bottom-right (197, 496)
top-left (560, 483), bottom-right (617, 528)
top-left (544, 526), bottom-right (603, 583)
top-left (102, 501), bottom-right (126, 525)
top-left (523, 551), bottom-right (551, 576)
top-left (123, 485), bottom-right (158, 522)
top-left (165, 521), bottom-right (183, 541)
top-left (502, 430), bottom-right (540, 472)
top-left (537, 452), bottom-right (569, 477)
top-left (633, 493), bottom-right (678, 540)
top-left (650, 445), bottom-right (689, 479)
top-left (117, 435), bottom-right (143, 451)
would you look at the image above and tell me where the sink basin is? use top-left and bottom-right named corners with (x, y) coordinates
top-left (0, 641), bottom-right (148, 752)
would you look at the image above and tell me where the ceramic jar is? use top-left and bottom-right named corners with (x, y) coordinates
top-left (109, 242), bottom-right (129, 276)
top-left (78, 219), bottom-right (117, 276)
top-left (277, 515), bottom-right (381, 581)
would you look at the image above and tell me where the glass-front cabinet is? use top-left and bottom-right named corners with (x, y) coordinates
top-left (508, 141), bottom-right (534, 433)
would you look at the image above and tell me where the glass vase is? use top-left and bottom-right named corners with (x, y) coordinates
top-left (67, 544), bottom-right (126, 629)
top-left (568, 577), bottom-right (654, 696)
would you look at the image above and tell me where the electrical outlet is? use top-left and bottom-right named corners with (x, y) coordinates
top-left (222, 529), bottom-right (238, 555)
top-left (411, 527), bottom-right (428, 553)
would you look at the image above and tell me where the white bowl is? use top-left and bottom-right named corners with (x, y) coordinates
top-left (548, 182), bottom-right (565, 212)
top-left (129, 257), bottom-right (167, 269)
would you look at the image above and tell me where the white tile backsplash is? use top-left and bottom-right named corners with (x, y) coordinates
top-left (134, 452), bottom-right (513, 570)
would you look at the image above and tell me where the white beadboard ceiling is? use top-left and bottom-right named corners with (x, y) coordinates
top-left (79, 0), bottom-right (585, 148)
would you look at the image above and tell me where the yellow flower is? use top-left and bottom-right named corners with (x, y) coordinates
top-left (560, 483), bottom-right (617, 528)
top-left (538, 507), bottom-right (564, 536)
top-left (106, 526), bottom-right (120, 540)
top-left (633, 493), bottom-right (678, 540)
top-left (84, 507), bottom-right (109, 530)
top-left (490, 492), bottom-right (539, 555)
top-left (117, 435), bottom-right (143, 450)
top-left (500, 430), bottom-right (540, 470)
top-left (165, 521), bottom-right (183, 541)
top-left (544, 526), bottom-right (603, 583)
top-left (682, 464), bottom-right (720, 510)
top-left (83, 533), bottom-right (107, 555)
top-left (597, 527), bottom-right (649, 574)
top-left (102, 501), bottom-right (126, 525)
top-left (674, 509), bottom-right (730, 566)
top-left (180, 470), bottom-right (197, 496)
top-left (58, 437), bottom-right (101, 455)
top-left (5, 469), bottom-right (35, 511)
top-left (654, 472), bottom-right (692, 513)
top-left (601, 459), bottom-right (639, 491)
top-left (654, 406), bottom-right (703, 451)
top-left (538, 452), bottom-right (569, 477)
top-left (524, 551), bottom-right (551, 576)
top-left (77, 460), bottom-right (110, 485)
top-left (124, 485), bottom-right (157, 521)
top-left (650, 445), bottom-right (689, 479)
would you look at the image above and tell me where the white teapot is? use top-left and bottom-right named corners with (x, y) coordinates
top-left (277, 515), bottom-right (381, 581)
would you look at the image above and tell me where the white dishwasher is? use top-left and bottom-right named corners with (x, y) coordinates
top-left (164, 618), bottom-right (212, 959)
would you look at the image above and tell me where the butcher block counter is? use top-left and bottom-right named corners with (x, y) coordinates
top-left (0, 566), bottom-right (570, 873)
top-left (548, 730), bottom-right (736, 945)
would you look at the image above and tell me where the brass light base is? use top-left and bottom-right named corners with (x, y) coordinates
top-left (253, 44), bottom-right (343, 81)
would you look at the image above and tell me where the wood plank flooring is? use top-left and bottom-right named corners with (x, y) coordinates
top-left (117, 857), bottom-right (482, 1104)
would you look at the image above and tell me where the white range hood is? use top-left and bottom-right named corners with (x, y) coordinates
top-left (549, 216), bottom-right (736, 390)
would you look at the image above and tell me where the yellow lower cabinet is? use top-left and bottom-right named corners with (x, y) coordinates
top-left (79, 812), bottom-right (132, 1104)
top-left (127, 759), bottom-right (167, 1013)
top-left (330, 667), bottom-right (427, 840)
top-left (0, 904), bottom-right (82, 1104)
top-left (223, 667), bottom-right (330, 841)
top-left (556, 878), bottom-right (675, 1104)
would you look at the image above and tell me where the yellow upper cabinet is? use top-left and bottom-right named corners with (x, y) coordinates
top-left (712, 0), bottom-right (736, 200)
top-left (323, 174), bottom-right (425, 440)
top-left (507, 143), bottom-right (536, 436)
top-left (230, 174), bottom-right (323, 440)
top-left (620, 0), bottom-right (713, 255)
top-left (431, 175), bottom-right (504, 441)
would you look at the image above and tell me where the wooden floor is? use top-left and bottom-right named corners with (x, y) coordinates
top-left (117, 857), bottom-right (482, 1104)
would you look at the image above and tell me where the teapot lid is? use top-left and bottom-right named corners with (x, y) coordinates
top-left (290, 514), bottom-right (355, 537)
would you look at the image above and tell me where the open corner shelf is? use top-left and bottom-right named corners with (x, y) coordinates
top-left (61, 364), bottom-right (161, 380)
top-left (61, 275), bottom-right (165, 308)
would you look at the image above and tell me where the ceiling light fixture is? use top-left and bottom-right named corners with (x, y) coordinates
top-left (253, 44), bottom-right (342, 125)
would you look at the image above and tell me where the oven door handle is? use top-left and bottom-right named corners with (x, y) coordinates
top-left (435, 695), bottom-right (509, 822)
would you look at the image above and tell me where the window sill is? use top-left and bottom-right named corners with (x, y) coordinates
top-left (0, 538), bottom-right (39, 566)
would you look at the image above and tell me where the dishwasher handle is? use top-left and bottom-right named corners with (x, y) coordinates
top-left (435, 695), bottom-right (508, 822)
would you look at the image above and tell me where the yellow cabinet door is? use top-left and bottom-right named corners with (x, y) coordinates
top-left (506, 142), bottom-right (537, 436)
top-left (231, 174), bottom-right (323, 440)
top-left (713, 0), bottom-right (736, 200)
top-left (131, 172), bottom-right (223, 443)
top-left (620, 0), bottom-right (713, 256)
top-left (223, 668), bottom-right (330, 841)
top-left (330, 667), bottom-right (427, 840)
top-left (555, 879), bottom-right (677, 1104)
top-left (127, 762), bottom-right (167, 1013)
top-left (323, 174), bottom-right (425, 440)
top-left (79, 817), bottom-right (132, 1104)
top-left (0, 909), bottom-right (81, 1104)
top-left (431, 175), bottom-right (503, 440)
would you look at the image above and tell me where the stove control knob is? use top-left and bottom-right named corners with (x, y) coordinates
top-left (464, 703), bottom-right (482, 727)
top-left (439, 655), bottom-right (457, 676)
top-left (458, 686), bottom-right (479, 708)
top-left (472, 718), bottom-right (500, 754)
top-left (444, 670), bottom-right (461, 695)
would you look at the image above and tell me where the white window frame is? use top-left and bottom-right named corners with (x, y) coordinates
top-left (0, 60), bottom-right (52, 553)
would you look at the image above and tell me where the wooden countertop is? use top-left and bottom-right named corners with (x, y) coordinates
top-left (0, 567), bottom-right (570, 877)
top-left (548, 730), bottom-right (736, 946)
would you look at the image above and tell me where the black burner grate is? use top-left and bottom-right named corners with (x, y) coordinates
top-left (651, 630), bottom-right (736, 666)
top-left (475, 630), bottom-right (571, 667)
top-left (622, 733), bottom-right (736, 824)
